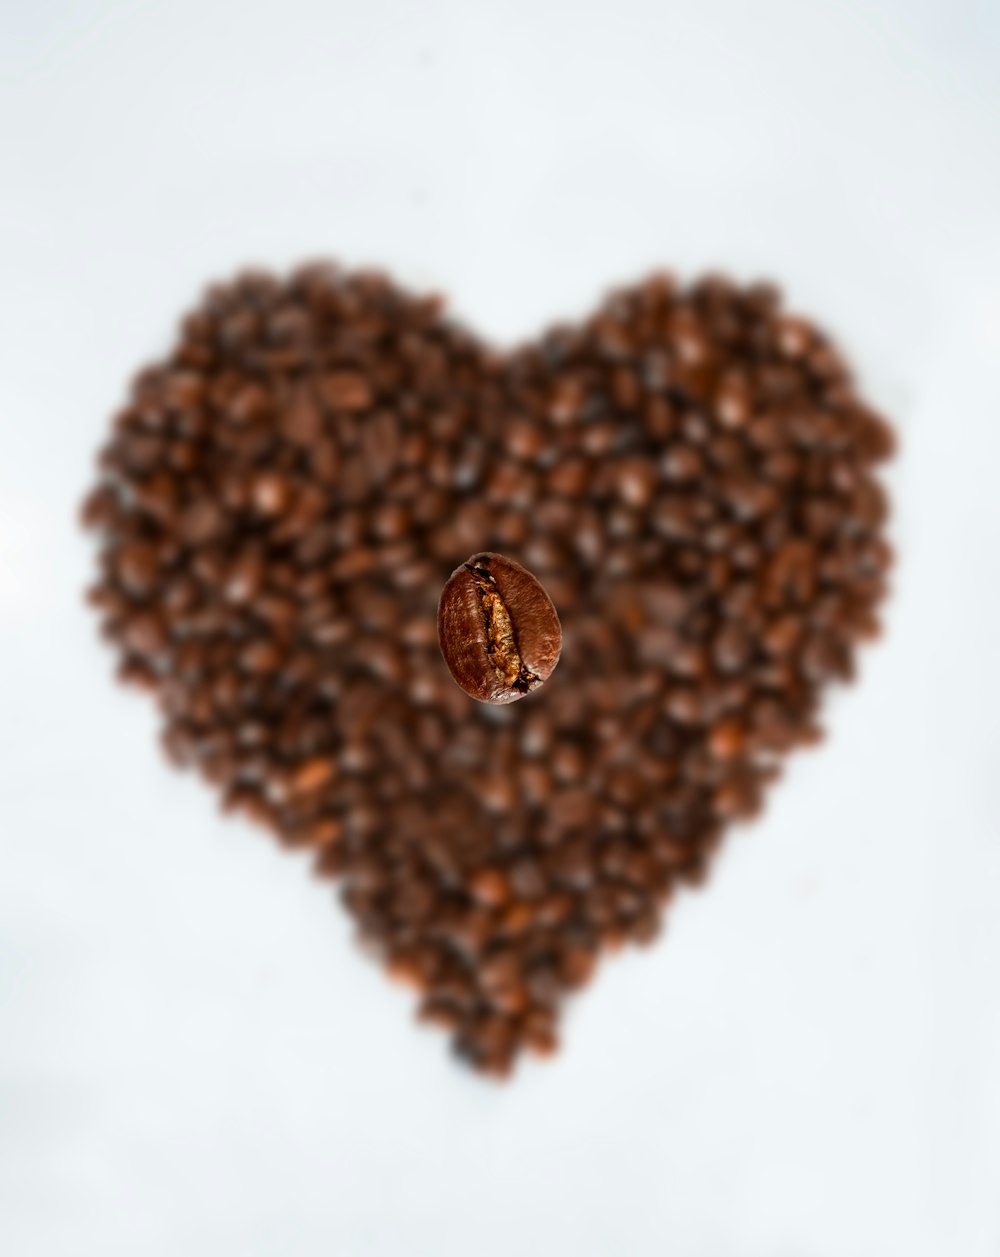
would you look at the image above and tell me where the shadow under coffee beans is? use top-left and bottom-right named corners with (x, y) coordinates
top-left (82, 263), bottom-right (894, 1076)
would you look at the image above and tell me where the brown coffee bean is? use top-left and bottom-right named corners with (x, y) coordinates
top-left (662, 445), bottom-right (704, 483)
top-left (251, 472), bottom-right (291, 516)
top-left (707, 720), bottom-right (745, 760)
top-left (322, 371), bottom-right (373, 412)
top-left (122, 612), bottom-right (168, 657)
top-left (437, 553), bottom-right (562, 705)
top-left (469, 867), bottom-right (510, 907)
top-left (287, 756), bottom-right (337, 797)
top-left (115, 542), bottom-right (161, 595)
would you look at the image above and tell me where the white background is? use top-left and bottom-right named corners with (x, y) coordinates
top-left (2, 1), bottom-right (999, 1254)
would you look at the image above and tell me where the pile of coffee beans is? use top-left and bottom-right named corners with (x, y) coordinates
top-left (82, 263), bottom-right (893, 1075)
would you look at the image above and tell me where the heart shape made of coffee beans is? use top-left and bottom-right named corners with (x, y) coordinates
top-left (83, 264), bottom-right (893, 1076)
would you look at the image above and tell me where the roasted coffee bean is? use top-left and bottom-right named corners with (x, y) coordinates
top-left (83, 263), bottom-right (893, 1077)
top-left (437, 553), bottom-right (562, 705)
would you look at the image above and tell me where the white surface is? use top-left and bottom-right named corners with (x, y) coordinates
top-left (2, 2), bottom-right (999, 1254)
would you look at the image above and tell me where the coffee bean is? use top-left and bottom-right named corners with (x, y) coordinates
top-left (437, 553), bottom-right (562, 705)
top-left (83, 264), bottom-right (893, 1076)
top-left (469, 866), bottom-right (510, 907)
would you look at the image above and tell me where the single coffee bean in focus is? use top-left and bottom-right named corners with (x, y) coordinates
top-left (438, 553), bottom-right (562, 704)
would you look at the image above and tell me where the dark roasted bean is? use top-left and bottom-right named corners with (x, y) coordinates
top-left (437, 553), bottom-right (562, 705)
